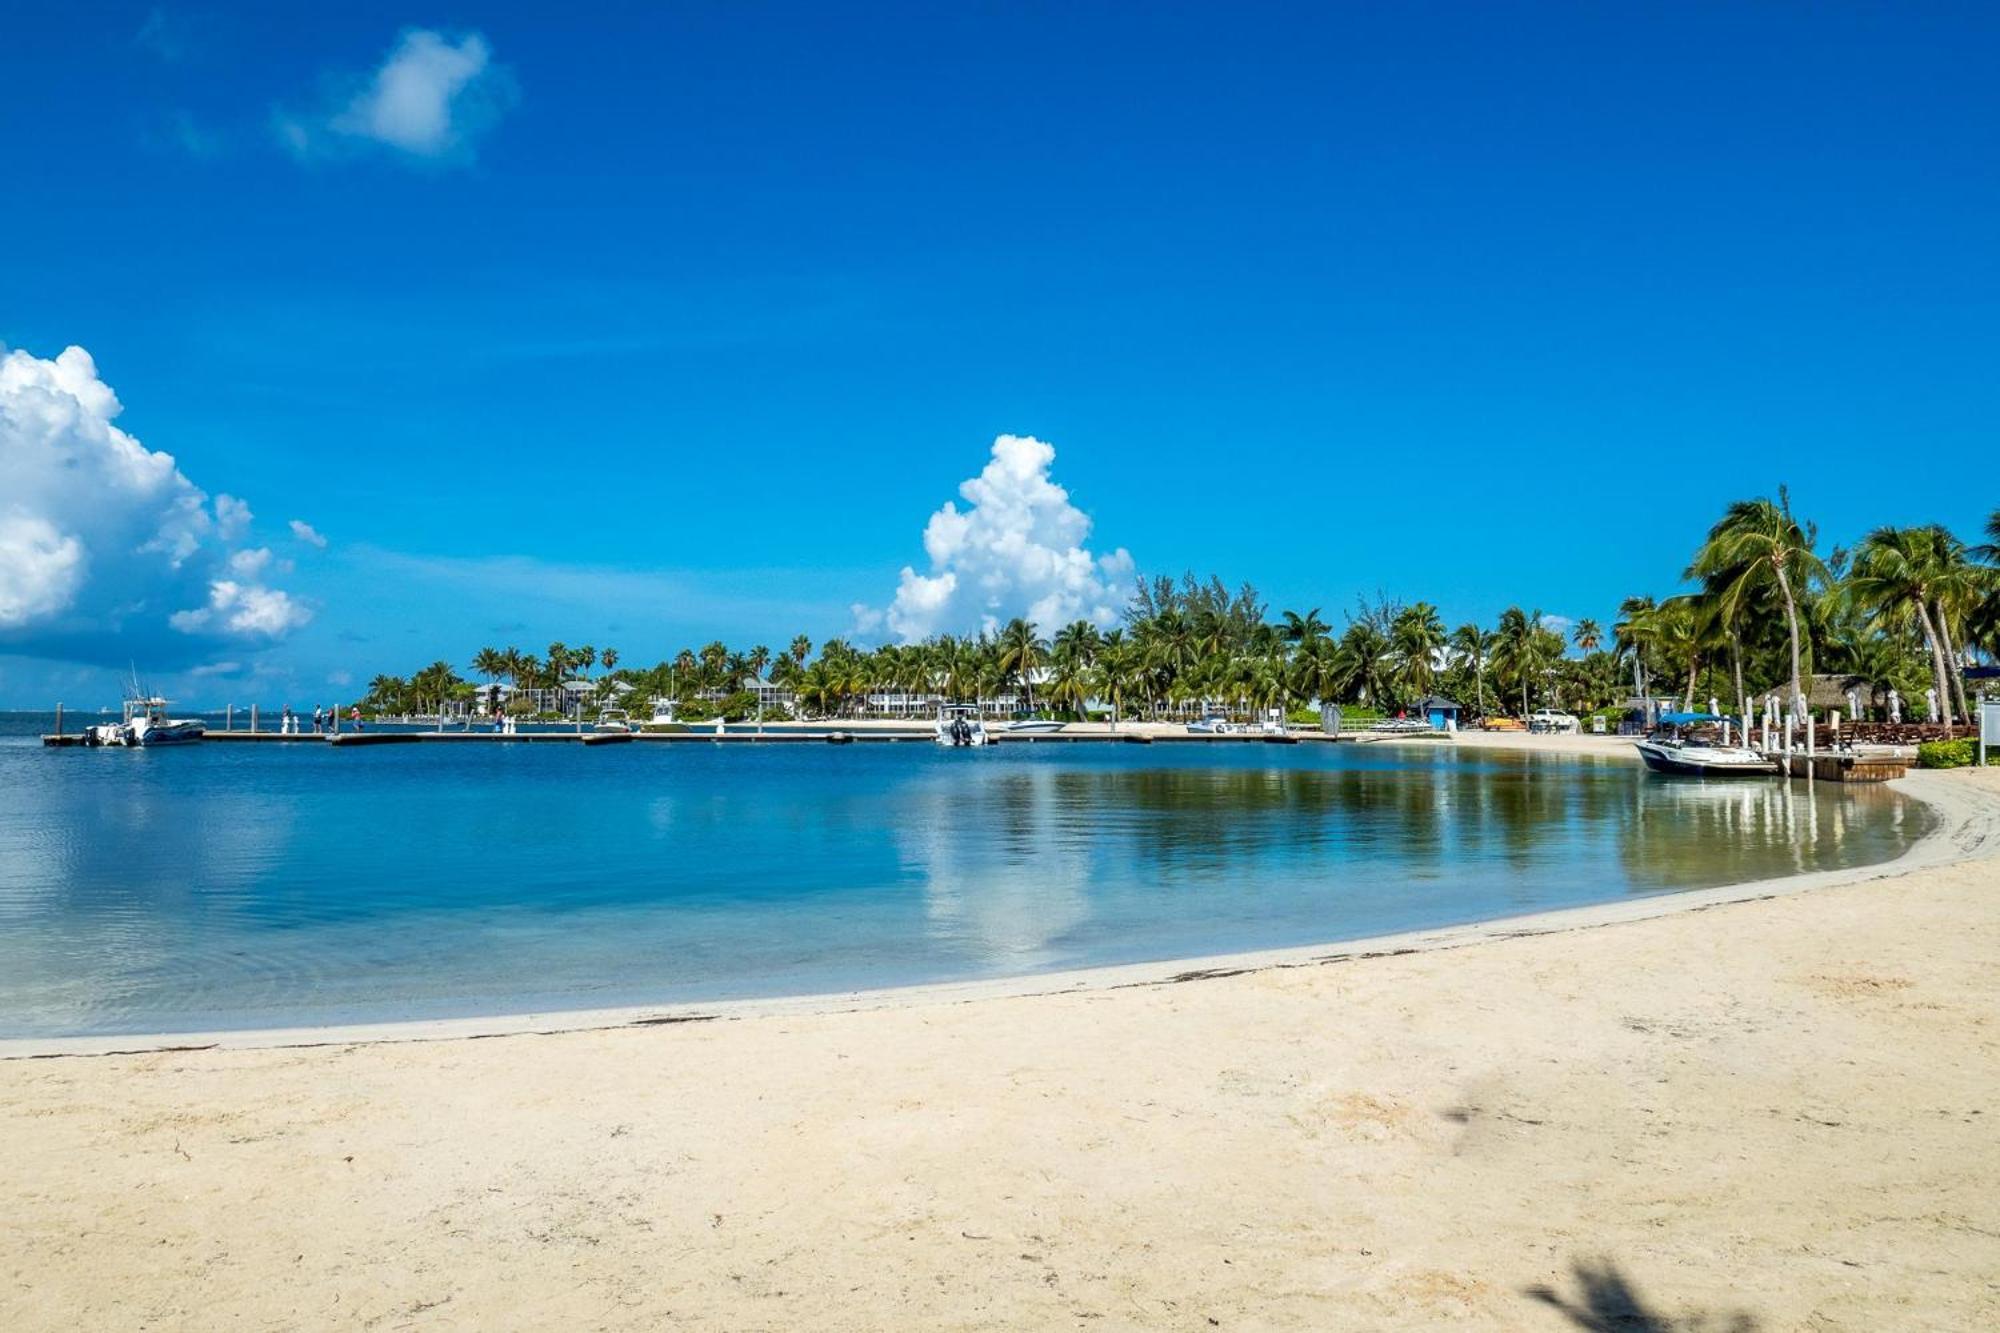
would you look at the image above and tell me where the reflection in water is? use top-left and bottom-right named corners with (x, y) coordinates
top-left (903, 767), bottom-right (1093, 967)
top-left (0, 732), bottom-right (1936, 1038)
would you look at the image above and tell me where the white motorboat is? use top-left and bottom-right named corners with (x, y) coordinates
top-left (1186, 712), bottom-right (1236, 735)
top-left (1004, 718), bottom-right (1066, 735)
top-left (1634, 712), bottom-right (1778, 777)
top-left (85, 696), bottom-right (205, 747)
top-left (935, 705), bottom-right (989, 747)
top-left (594, 708), bottom-right (633, 734)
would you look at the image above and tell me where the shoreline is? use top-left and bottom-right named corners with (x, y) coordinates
top-left (4, 760), bottom-right (1978, 1061)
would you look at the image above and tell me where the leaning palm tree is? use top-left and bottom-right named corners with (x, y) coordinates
top-left (1915, 525), bottom-right (1980, 723)
top-left (1687, 493), bottom-right (1827, 718)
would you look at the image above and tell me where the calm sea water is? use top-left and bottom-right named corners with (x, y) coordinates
top-left (0, 713), bottom-right (1932, 1038)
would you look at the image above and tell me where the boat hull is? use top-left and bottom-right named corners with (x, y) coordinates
top-left (1634, 741), bottom-right (1778, 777)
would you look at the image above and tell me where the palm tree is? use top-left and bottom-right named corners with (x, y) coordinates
top-left (600, 647), bottom-right (619, 675)
top-left (996, 618), bottom-right (1047, 712)
top-left (1290, 635), bottom-right (1342, 711)
top-left (1492, 606), bottom-right (1555, 716)
top-left (1450, 622), bottom-right (1492, 715)
top-left (1688, 492), bottom-right (1827, 717)
top-left (366, 674), bottom-right (406, 713)
top-left (1096, 633), bottom-right (1140, 728)
top-left (471, 647), bottom-right (505, 683)
top-left (1390, 602), bottom-right (1446, 706)
top-left (1848, 526), bottom-right (1959, 725)
top-left (1330, 622), bottom-right (1391, 707)
top-left (1613, 596), bottom-right (1660, 702)
top-left (1280, 608), bottom-right (1330, 649)
top-left (1916, 525), bottom-right (1981, 723)
top-left (1571, 619), bottom-right (1602, 655)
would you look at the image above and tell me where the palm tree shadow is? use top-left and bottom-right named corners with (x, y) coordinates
top-left (1525, 1259), bottom-right (1757, 1332)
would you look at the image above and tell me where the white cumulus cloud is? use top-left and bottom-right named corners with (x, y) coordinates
top-left (279, 29), bottom-right (515, 164)
top-left (169, 580), bottom-right (311, 638)
top-left (866, 434), bottom-right (1134, 642)
top-left (0, 343), bottom-right (312, 663)
top-left (288, 519), bottom-right (327, 548)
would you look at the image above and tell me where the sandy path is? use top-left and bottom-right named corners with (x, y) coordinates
top-left (4, 768), bottom-right (1996, 1330)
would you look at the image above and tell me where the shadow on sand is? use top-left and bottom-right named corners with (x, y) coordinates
top-left (1525, 1259), bottom-right (1757, 1332)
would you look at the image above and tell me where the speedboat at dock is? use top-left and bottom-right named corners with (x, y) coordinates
top-left (84, 696), bottom-right (205, 747)
top-left (1634, 712), bottom-right (1779, 777)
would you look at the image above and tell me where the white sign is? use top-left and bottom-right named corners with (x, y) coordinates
top-left (1982, 700), bottom-right (2000, 766)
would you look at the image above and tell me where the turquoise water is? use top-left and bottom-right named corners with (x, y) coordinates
top-left (0, 714), bottom-right (1932, 1038)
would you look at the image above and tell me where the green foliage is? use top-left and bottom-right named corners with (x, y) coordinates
top-left (1915, 738), bottom-right (1996, 769)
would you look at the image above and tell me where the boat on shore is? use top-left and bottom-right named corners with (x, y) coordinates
top-left (1634, 712), bottom-right (1779, 777)
top-left (1004, 718), bottom-right (1066, 735)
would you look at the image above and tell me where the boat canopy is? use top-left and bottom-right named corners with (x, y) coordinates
top-left (1659, 711), bottom-right (1726, 724)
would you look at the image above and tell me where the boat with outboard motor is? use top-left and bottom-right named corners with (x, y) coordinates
top-left (1633, 711), bottom-right (1779, 777)
top-left (935, 704), bottom-right (989, 747)
top-left (84, 695), bottom-right (205, 747)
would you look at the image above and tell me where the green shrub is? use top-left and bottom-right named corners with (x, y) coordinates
top-left (1916, 738), bottom-right (1981, 769)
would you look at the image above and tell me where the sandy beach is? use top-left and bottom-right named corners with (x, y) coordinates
top-left (4, 760), bottom-right (1996, 1330)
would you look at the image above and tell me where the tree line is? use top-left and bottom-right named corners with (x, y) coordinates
top-left (358, 501), bottom-right (2000, 725)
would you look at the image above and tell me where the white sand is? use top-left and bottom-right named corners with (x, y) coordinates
top-left (3, 763), bottom-right (1996, 1330)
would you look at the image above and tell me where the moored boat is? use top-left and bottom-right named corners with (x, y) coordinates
top-left (84, 695), bottom-right (205, 748)
top-left (935, 705), bottom-right (989, 747)
top-left (1634, 712), bottom-right (1778, 777)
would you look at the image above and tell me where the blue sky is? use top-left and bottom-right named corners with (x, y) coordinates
top-left (2, 3), bottom-right (1996, 706)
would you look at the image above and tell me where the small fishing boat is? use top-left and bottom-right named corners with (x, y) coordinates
top-left (935, 704), bottom-right (989, 747)
top-left (1634, 712), bottom-right (1779, 777)
top-left (84, 695), bottom-right (205, 747)
top-left (1186, 711), bottom-right (1236, 735)
top-left (594, 708), bottom-right (633, 734)
top-left (1004, 718), bottom-right (1066, 735)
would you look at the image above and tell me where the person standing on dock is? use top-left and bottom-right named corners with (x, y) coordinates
top-left (313, 705), bottom-right (324, 734)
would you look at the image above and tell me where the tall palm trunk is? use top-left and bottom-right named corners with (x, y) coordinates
top-left (1730, 637), bottom-right (1746, 722)
top-left (1911, 598), bottom-right (1954, 726)
top-left (1934, 601), bottom-right (1970, 725)
top-left (1936, 604), bottom-right (1968, 728)
top-left (1774, 563), bottom-right (1805, 713)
